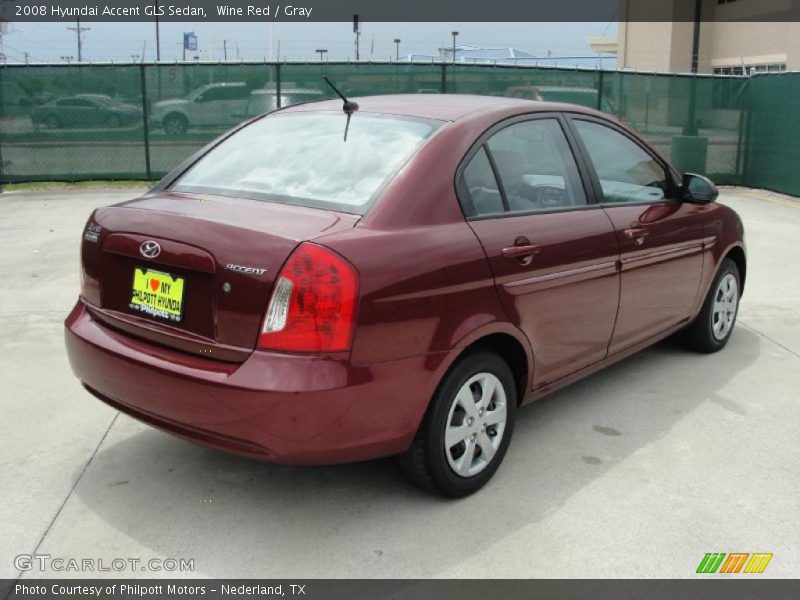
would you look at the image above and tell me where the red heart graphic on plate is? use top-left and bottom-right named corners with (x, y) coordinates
top-left (150, 279), bottom-right (160, 292)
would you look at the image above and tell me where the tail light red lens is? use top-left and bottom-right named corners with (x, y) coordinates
top-left (258, 243), bottom-right (359, 353)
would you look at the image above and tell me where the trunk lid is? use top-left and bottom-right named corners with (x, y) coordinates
top-left (82, 191), bottom-right (359, 361)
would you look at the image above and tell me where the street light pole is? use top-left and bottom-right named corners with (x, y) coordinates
top-left (316, 48), bottom-right (328, 62)
top-left (451, 31), bottom-right (459, 64)
top-left (394, 38), bottom-right (401, 62)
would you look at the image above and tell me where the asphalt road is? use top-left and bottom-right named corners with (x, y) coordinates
top-left (0, 187), bottom-right (798, 579)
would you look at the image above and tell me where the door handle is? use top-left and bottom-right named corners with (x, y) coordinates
top-left (623, 228), bottom-right (650, 245)
top-left (501, 244), bottom-right (541, 259)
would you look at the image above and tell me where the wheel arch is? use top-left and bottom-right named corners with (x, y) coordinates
top-left (435, 324), bottom-right (534, 407)
top-left (724, 245), bottom-right (746, 294)
top-left (163, 111), bottom-right (189, 126)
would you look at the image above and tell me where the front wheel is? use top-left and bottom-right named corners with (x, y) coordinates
top-left (682, 258), bottom-right (741, 353)
top-left (399, 350), bottom-right (517, 497)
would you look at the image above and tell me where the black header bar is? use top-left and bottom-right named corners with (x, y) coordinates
top-left (2, 0), bottom-right (800, 22)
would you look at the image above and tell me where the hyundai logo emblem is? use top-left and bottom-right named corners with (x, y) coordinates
top-left (139, 240), bottom-right (161, 259)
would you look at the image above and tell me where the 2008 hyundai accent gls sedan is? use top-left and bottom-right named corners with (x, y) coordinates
top-left (65, 94), bottom-right (746, 497)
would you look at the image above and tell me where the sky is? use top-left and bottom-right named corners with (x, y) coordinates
top-left (0, 21), bottom-right (617, 63)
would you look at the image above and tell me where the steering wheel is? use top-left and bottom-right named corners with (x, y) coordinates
top-left (528, 185), bottom-right (566, 207)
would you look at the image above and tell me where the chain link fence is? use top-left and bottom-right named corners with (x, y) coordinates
top-left (0, 62), bottom-right (794, 196)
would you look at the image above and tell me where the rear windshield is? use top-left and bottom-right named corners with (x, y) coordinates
top-left (172, 112), bottom-right (442, 214)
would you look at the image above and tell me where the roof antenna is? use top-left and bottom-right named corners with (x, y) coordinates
top-left (323, 75), bottom-right (359, 141)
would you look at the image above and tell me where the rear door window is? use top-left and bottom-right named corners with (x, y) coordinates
top-left (486, 119), bottom-right (587, 213)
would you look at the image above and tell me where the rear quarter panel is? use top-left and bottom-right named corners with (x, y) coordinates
top-left (324, 222), bottom-right (513, 367)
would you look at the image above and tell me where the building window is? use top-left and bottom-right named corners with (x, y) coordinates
top-left (713, 64), bottom-right (787, 76)
top-left (711, 63), bottom-right (786, 109)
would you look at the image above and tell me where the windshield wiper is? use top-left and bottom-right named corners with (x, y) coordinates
top-left (323, 76), bottom-right (359, 142)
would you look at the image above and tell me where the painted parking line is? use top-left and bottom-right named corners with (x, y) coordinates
top-left (736, 191), bottom-right (800, 210)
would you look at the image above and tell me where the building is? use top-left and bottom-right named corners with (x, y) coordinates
top-left (590, 0), bottom-right (800, 74)
top-left (429, 45), bottom-right (614, 69)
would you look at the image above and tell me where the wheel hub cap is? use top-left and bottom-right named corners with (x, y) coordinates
top-left (712, 273), bottom-right (738, 341)
top-left (445, 372), bottom-right (508, 478)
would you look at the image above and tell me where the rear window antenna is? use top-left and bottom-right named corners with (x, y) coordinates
top-left (323, 76), bottom-right (359, 141)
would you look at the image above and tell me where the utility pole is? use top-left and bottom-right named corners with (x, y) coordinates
top-left (316, 48), bottom-right (328, 62)
top-left (394, 38), bottom-right (401, 62)
top-left (353, 14), bottom-right (360, 62)
top-left (684, 0), bottom-right (703, 136)
top-left (451, 31), bottom-right (459, 64)
top-left (154, 2), bottom-right (161, 61)
top-left (67, 18), bottom-right (90, 62)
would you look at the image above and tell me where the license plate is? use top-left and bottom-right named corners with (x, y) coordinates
top-left (130, 268), bottom-right (185, 322)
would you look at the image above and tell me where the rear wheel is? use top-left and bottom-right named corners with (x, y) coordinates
top-left (682, 258), bottom-right (740, 353)
top-left (399, 350), bottom-right (516, 497)
top-left (106, 114), bottom-right (121, 128)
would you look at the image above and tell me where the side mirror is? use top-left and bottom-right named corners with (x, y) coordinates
top-left (682, 173), bottom-right (718, 204)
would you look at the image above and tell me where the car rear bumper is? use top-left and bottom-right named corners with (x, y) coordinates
top-left (64, 301), bottom-right (440, 465)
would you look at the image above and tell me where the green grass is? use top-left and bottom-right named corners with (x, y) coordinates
top-left (1, 180), bottom-right (157, 192)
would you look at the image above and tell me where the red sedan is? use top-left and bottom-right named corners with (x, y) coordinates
top-left (65, 94), bottom-right (746, 497)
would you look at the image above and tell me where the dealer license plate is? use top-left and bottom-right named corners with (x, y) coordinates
top-left (129, 268), bottom-right (185, 322)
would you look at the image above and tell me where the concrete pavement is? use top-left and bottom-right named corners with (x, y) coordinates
top-left (0, 187), bottom-right (798, 579)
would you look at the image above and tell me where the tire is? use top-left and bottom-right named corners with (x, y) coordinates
top-left (163, 114), bottom-right (188, 135)
top-left (106, 114), bottom-right (121, 128)
top-left (44, 115), bottom-right (62, 129)
top-left (399, 350), bottom-right (517, 498)
top-left (682, 258), bottom-right (741, 353)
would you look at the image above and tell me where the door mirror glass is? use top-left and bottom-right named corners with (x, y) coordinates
top-left (682, 173), bottom-right (718, 204)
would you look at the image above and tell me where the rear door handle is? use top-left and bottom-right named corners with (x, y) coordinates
top-left (501, 244), bottom-right (541, 259)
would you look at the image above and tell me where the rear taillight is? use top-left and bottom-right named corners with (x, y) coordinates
top-left (258, 243), bottom-right (358, 353)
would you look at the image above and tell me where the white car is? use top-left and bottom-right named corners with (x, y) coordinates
top-left (243, 86), bottom-right (325, 118)
top-left (150, 82), bottom-right (251, 134)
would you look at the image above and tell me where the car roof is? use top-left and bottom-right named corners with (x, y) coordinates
top-left (281, 93), bottom-right (599, 122)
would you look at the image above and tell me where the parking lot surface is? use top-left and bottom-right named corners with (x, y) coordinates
top-left (1, 187), bottom-right (798, 579)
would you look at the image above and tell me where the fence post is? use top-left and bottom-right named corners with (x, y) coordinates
top-left (139, 64), bottom-right (152, 181)
top-left (0, 66), bottom-right (6, 191)
top-left (441, 63), bottom-right (447, 94)
top-left (596, 69), bottom-right (605, 111)
top-left (734, 78), bottom-right (750, 185)
top-left (740, 84), bottom-right (754, 186)
top-left (275, 62), bottom-right (282, 108)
